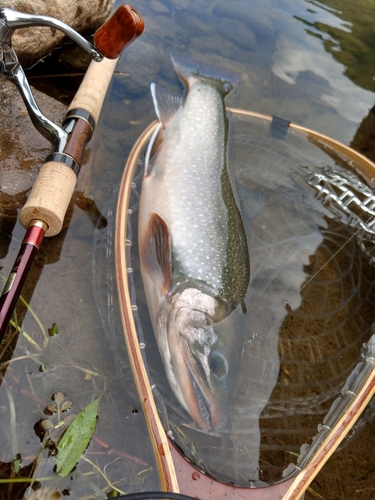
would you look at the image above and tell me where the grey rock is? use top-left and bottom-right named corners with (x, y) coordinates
top-left (0, 0), bottom-right (115, 68)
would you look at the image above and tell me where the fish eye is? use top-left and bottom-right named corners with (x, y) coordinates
top-left (209, 352), bottom-right (228, 380)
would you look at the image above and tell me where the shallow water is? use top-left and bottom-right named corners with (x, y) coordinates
top-left (0, 0), bottom-right (375, 498)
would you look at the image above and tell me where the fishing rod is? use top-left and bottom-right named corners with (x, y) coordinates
top-left (0, 4), bottom-right (144, 343)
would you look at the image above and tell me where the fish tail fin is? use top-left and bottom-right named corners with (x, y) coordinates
top-left (171, 53), bottom-right (239, 95)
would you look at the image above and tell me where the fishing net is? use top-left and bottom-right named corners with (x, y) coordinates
top-left (94, 111), bottom-right (375, 488)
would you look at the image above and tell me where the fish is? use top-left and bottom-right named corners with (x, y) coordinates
top-left (138, 54), bottom-right (250, 431)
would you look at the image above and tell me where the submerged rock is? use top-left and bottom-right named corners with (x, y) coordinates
top-left (0, 0), bottom-right (115, 68)
top-left (213, 1), bottom-right (274, 41)
top-left (218, 18), bottom-right (257, 52)
top-left (115, 40), bottom-right (161, 97)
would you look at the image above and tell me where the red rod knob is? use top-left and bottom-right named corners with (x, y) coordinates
top-left (94, 4), bottom-right (144, 59)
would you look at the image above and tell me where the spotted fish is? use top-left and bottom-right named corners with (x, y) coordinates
top-left (138, 54), bottom-right (250, 430)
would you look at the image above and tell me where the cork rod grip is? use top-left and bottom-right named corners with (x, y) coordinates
top-left (68, 57), bottom-right (118, 123)
top-left (20, 55), bottom-right (117, 236)
top-left (19, 161), bottom-right (76, 237)
top-left (20, 55), bottom-right (117, 235)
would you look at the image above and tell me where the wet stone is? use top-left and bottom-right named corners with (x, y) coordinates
top-left (0, 81), bottom-right (66, 197)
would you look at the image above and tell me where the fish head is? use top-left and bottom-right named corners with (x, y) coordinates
top-left (158, 287), bottom-right (243, 431)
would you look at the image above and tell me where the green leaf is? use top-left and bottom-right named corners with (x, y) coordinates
top-left (13, 458), bottom-right (21, 474)
top-left (56, 398), bottom-right (99, 477)
top-left (48, 322), bottom-right (58, 337)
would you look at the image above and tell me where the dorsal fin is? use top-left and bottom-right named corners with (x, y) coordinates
top-left (139, 212), bottom-right (172, 296)
top-left (150, 82), bottom-right (183, 127)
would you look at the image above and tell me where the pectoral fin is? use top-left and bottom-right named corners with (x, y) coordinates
top-left (145, 122), bottom-right (163, 176)
top-left (140, 212), bottom-right (172, 296)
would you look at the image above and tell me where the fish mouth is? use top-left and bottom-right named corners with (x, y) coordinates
top-left (182, 339), bottom-right (219, 430)
top-left (189, 370), bottom-right (211, 427)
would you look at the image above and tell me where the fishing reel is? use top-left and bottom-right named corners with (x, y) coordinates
top-left (0, 5), bottom-right (144, 337)
top-left (0, 7), bottom-right (106, 152)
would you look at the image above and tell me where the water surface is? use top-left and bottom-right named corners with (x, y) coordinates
top-left (0, 0), bottom-right (374, 498)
